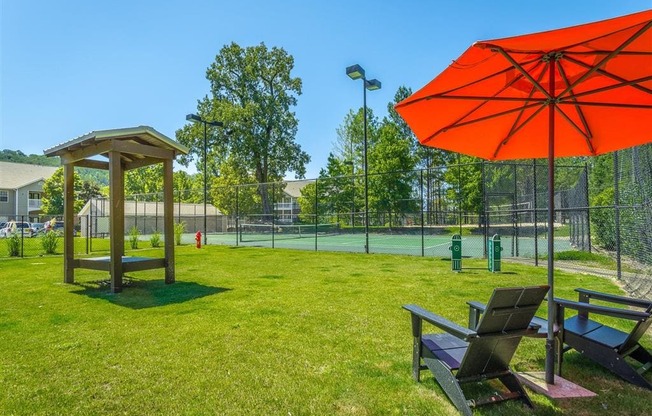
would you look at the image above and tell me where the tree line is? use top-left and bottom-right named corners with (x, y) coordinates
top-left (29, 42), bottom-right (651, 265)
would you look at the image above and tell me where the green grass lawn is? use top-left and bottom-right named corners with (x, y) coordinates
top-left (1, 245), bottom-right (650, 415)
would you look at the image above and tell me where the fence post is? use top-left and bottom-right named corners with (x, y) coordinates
top-left (513, 163), bottom-right (519, 257)
top-left (482, 160), bottom-right (487, 258)
top-left (614, 151), bottom-right (622, 279)
top-left (457, 154), bottom-right (462, 235)
top-left (271, 183), bottom-right (275, 249)
top-left (21, 215), bottom-right (24, 258)
top-left (314, 178), bottom-right (318, 251)
top-left (584, 163), bottom-right (592, 253)
top-left (86, 214), bottom-right (89, 254)
top-left (235, 186), bottom-right (239, 246)
top-left (533, 159), bottom-right (539, 266)
top-left (155, 193), bottom-right (159, 234)
top-left (420, 169), bottom-right (425, 257)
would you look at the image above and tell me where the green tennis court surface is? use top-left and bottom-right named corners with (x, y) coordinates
top-left (177, 231), bottom-right (572, 258)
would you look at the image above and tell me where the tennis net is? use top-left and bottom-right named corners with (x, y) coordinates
top-left (238, 223), bottom-right (340, 243)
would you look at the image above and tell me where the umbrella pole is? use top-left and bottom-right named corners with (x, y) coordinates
top-left (545, 62), bottom-right (556, 385)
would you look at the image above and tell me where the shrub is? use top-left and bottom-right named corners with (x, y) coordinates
top-left (41, 231), bottom-right (59, 254)
top-left (150, 230), bottom-right (161, 248)
top-left (174, 222), bottom-right (186, 246)
top-left (7, 234), bottom-right (20, 257)
top-left (129, 226), bottom-right (140, 249)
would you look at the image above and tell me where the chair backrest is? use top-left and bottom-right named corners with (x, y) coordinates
top-left (457, 285), bottom-right (549, 379)
top-left (619, 302), bottom-right (652, 353)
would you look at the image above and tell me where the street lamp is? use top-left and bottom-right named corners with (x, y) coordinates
top-left (186, 113), bottom-right (224, 246)
top-left (346, 64), bottom-right (381, 254)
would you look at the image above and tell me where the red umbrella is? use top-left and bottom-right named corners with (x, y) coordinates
top-left (396, 10), bottom-right (652, 384)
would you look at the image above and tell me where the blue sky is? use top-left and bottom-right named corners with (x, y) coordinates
top-left (1, 1), bottom-right (649, 178)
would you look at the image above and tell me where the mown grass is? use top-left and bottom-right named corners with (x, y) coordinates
top-left (1, 245), bottom-right (650, 415)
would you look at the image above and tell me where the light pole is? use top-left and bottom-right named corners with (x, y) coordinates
top-left (346, 64), bottom-right (381, 254)
top-left (186, 113), bottom-right (224, 246)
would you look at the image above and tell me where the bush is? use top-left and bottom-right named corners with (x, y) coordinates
top-left (150, 230), bottom-right (161, 248)
top-left (174, 222), bottom-right (186, 246)
top-left (41, 231), bottom-right (59, 254)
top-left (129, 226), bottom-right (140, 249)
top-left (7, 234), bottom-right (20, 257)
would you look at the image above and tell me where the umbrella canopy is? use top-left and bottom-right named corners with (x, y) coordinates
top-left (396, 10), bottom-right (652, 159)
top-left (395, 10), bottom-right (652, 384)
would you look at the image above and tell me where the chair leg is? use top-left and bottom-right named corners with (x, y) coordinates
top-left (412, 337), bottom-right (422, 382)
top-left (628, 345), bottom-right (652, 371)
top-left (499, 373), bottom-right (533, 408)
top-left (568, 336), bottom-right (652, 390)
top-left (608, 355), bottom-right (652, 390)
top-left (423, 357), bottom-right (473, 416)
top-left (555, 337), bottom-right (564, 376)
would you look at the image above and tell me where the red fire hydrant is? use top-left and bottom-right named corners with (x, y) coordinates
top-left (195, 231), bottom-right (202, 249)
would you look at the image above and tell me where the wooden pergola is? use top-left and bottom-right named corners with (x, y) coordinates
top-left (44, 126), bottom-right (189, 293)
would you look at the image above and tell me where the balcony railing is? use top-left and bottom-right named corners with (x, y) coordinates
top-left (28, 199), bottom-right (43, 210)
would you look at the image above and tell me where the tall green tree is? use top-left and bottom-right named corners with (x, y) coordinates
top-left (368, 122), bottom-right (418, 224)
top-left (125, 165), bottom-right (163, 201)
top-left (78, 181), bottom-right (103, 203)
top-left (173, 170), bottom-right (201, 203)
top-left (211, 156), bottom-right (259, 216)
top-left (176, 42), bottom-right (310, 217)
top-left (388, 86), bottom-right (454, 221)
top-left (443, 155), bottom-right (484, 223)
top-left (41, 167), bottom-right (85, 214)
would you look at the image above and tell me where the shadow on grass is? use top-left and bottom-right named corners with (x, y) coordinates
top-left (71, 277), bottom-right (231, 309)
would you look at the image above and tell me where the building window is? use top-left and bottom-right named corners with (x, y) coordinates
top-left (29, 192), bottom-right (42, 200)
top-left (0, 190), bottom-right (8, 203)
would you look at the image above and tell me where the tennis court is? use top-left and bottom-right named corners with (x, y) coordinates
top-left (180, 229), bottom-right (572, 258)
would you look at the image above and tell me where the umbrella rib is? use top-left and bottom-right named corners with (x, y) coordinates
top-left (559, 101), bottom-right (652, 109)
top-left (493, 46), bottom-right (552, 99)
top-left (422, 102), bottom-right (543, 145)
top-left (554, 106), bottom-right (595, 152)
top-left (395, 56), bottom-right (542, 109)
top-left (565, 50), bottom-right (652, 56)
top-left (556, 60), bottom-right (594, 152)
top-left (559, 20), bottom-right (652, 98)
top-left (492, 105), bottom-right (547, 159)
top-left (424, 68), bottom-right (541, 142)
top-left (563, 55), bottom-right (652, 96)
top-left (497, 61), bottom-right (552, 155)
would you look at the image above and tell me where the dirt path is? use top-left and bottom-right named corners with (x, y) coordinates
top-left (505, 258), bottom-right (652, 301)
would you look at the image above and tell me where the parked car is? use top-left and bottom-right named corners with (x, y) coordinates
top-left (47, 221), bottom-right (77, 236)
top-left (0, 221), bottom-right (36, 237)
top-left (32, 222), bottom-right (45, 234)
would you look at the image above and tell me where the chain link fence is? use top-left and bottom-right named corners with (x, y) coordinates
top-left (3, 145), bottom-right (651, 298)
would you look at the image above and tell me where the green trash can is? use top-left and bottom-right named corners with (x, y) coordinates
top-left (488, 234), bottom-right (502, 272)
top-left (450, 234), bottom-right (462, 272)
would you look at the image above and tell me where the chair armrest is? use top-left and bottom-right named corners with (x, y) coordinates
top-left (467, 301), bottom-right (486, 329)
top-left (554, 297), bottom-right (651, 321)
top-left (574, 288), bottom-right (652, 310)
top-left (403, 304), bottom-right (477, 340)
top-left (467, 301), bottom-right (486, 312)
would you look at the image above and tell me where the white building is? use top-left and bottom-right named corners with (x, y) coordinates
top-left (0, 162), bottom-right (58, 222)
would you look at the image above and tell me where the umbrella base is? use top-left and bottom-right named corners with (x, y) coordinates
top-left (515, 372), bottom-right (596, 399)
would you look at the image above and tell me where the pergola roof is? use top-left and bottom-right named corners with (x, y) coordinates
top-left (44, 126), bottom-right (188, 169)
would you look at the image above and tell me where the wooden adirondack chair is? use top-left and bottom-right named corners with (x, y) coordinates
top-left (404, 285), bottom-right (549, 415)
top-left (554, 288), bottom-right (652, 390)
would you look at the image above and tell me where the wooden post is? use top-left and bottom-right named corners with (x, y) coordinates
top-left (63, 163), bottom-right (75, 283)
top-left (109, 151), bottom-right (124, 293)
top-left (163, 159), bottom-right (175, 284)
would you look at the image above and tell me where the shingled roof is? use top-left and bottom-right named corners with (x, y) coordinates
top-left (0, 162), bottom-right (58, 189)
